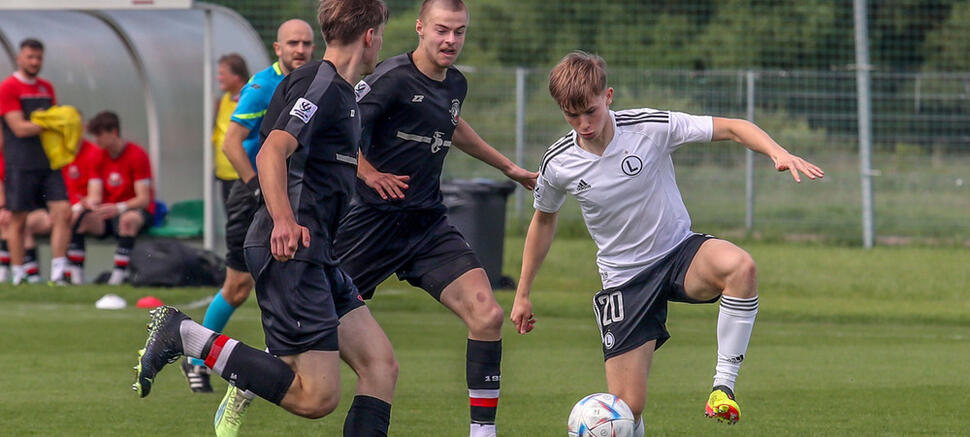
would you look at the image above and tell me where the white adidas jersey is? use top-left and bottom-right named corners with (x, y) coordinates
top-left (534, 108), bottom-right (713, 289)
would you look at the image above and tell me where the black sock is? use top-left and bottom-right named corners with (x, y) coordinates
top-left (24, 247), bottom-right (39, 277)
top-left (467, 339), bottom-right (502, 425)
top-left (343, 395), bottom-right (391, 437)
top-left (208, 338), bottom-right (294, 405)
top-left (68, 232), bottom-right (86, 267)
top-left (0, 240), bottom-right (9, 268)
top-left (114, 236), bottom-right (135, 272)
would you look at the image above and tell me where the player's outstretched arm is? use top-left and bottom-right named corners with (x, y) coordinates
top-left (452, 117), bottom-right (537, 190)
top-left (356, 150), bottom-right (409, 200)
top-left (256, 129), bottom-right (308, 262)
top-left (712, 117), bottom-right (825, 183)
top-left (512, 209), bottom-right (559, 334)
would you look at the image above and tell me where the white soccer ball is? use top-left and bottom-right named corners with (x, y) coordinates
top-left (567, 393), bottom-right (637, 437)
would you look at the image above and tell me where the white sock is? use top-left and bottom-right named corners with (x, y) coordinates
top-left (470, 423), bottom-right (496, 437)
top-left (635, 417), bottom-right (644, 436)
top-left (179, 320), bottom-right (217, 359)
top-left (50, 257), bottom-right (68, 281)
top-left (713, 295), bottom-right (759, 391)
top-left (11, 265), bottom-right (26, 285)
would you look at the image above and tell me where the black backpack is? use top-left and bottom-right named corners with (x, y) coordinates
top-left (128, 239), bottom-right (226, 287)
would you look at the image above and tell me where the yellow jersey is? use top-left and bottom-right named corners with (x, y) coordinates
top-left (212, 92), bottom-right (240, 180)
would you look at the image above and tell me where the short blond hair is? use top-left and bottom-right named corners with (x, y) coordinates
top-left (548, 51), bottom-right (608, 112)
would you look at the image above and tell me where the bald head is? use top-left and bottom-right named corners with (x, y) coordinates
top-left (276, 19), bottom-right (313, 43)
top-left (274, 19), bottom-right (315, 74)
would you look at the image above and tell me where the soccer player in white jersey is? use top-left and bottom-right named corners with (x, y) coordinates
top-left (510, 51), bottom-right (824, 431)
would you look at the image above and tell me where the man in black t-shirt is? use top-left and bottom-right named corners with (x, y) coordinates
top-left (333, 1), bottom-right (536, 436)
top-left (132, 3), bottom-right (395, 436)
top-left (0, 39), bottom-right (72, 285)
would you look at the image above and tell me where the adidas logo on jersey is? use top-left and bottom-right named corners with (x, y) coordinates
top-left (576, 179), bottom-right (592, 192)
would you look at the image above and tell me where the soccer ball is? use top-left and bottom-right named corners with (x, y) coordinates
top-left (567, 393), bottom-right (637, 437)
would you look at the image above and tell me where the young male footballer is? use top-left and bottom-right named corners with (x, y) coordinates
top-left (511, 51), bottom-right (824, 433)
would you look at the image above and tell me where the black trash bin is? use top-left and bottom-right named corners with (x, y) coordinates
top-left (441, 178), bottom-right (517, 289)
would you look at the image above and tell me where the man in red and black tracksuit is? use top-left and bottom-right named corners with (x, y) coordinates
top-left (0, 38), bottom-right (72, 285)
top-left (72, 111), bottom-right (154, 285)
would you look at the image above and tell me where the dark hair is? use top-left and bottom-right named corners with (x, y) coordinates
top-left (317, 0), bottom-right (389, 45)
top-left (19, 38), bottom-right (44, 51)
top-left (419, 0), bottom-right (467, 20)
top-left (218, 53), bottom-right (250, 80)
top-left (87, 111), bottom-right (121, 135)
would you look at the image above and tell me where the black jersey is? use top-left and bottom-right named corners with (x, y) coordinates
top-left (353, 52), bottom-right (467, 211)
top-left (244, 60), bottom-right (362, 266)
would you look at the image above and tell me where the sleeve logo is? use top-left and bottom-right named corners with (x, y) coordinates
top-left (449, 99), bottom-right (461, 125)
top-left (354, 80), bottom-right (371, 101)
top-left (289, 97), bottom-right (318, 124)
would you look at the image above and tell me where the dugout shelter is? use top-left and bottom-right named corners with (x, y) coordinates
top-left (0, 1), bottom-right (270, 250)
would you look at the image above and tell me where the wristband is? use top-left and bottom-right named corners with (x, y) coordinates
top-left (116, 202), bottom-right (128, 214)
top-left (72, 203), bottom-right (84, 214)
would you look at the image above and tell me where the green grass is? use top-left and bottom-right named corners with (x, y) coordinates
top-left (1, 239), bottom-right (968, 435)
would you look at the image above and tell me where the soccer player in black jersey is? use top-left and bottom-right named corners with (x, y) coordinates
top-left (334, 1), bottom-right (536, 436)
top-left (132, 2), bottom-right (396, 436)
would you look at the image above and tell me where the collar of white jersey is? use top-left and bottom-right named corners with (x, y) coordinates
top-left (571, 110), bottom-right (619, 160)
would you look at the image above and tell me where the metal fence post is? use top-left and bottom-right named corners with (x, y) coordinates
top-left (854, 0), bottom-right (875, 248)
top-left (745, 70), bottom-right (756, 233)
top-left (514, 67), bottom-right (527, 228)
top-left (202, 8), bottom-right (215, 250)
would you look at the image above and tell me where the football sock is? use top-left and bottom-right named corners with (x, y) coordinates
top-left (11, 264), bottom-right (26, 285)
top-left (67, 232), bottom-right (86, 268)
top-left (635, 417), bottom-right (645, 436)
top-left (24, 247), bottom-right (40, 279)
top-left (470, 423), bottom-right (497, 437)
top-left (467, 339), bottom-right (501, 430)
top-left (713, 295), bottom-right (759, 391)
top-left (189, 290), bottom-right (237, 367)
top-left (50, 256), bottom-right (68, 282)
top-left (343, 395), bottom-right (391, 437)
top-left (113, 236), bottom-right (135, 275)
top-left (0, 240), bottom-right (10, 268)
top-left (180, 320), bottom-right (294, 405)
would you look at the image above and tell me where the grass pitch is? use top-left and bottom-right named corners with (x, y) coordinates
top-left (0, 239), bottom-right (967, 436)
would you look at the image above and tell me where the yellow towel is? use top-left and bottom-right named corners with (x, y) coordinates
top-left (30, 105), bottom-right (82, 170)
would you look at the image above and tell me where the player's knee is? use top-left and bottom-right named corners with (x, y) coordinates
top-left (726, 251), bottom-right (758, 293)
top-left (223, 273), bottom-right (253, 306)
top-left (118, 214), bottom-right (142, 236)
top-left (359, 351), bottom-right (399, 387)
top-left (296, 393), bottom-right (340, 419)
top-left (468, 301), bottom-right (504, 335)
top-left (48, 203), bottom-right (71, 222)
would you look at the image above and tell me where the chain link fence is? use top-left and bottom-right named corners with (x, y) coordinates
top-left (209, 0), bottom-right (970, 245)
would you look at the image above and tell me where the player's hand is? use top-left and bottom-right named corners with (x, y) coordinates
top-left (510, 294), bottom-right (536, 334)
top-left (363, 170), bottom-right (410, 201)
top-left (94, 203), bottom-right (120, 220)
top-left (772, 152), bottom-right (824, 183)
top-left (504, 165), bottom-right (538, 191)
top-left (270, 217), bottom-right (310, 262)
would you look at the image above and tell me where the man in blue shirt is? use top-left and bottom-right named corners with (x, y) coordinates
top-left (181, 18), bottom-right (314, 395)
